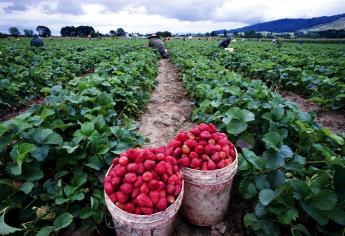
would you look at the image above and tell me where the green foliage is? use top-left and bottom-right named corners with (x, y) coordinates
top-left (168, 40), bottom-right (345, 235)
top-left (0, 40), bottom-right (158, 234)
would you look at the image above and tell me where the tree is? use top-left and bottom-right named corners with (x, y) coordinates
top-left (210, 31), bottom-right (216, 37)
top-left (156, 31), bottom-right (172, 37)
top-left (233, 32), bottom-right (239, 37)
top-left (23, 29), bottom-right (34, 37)
top-left (9, 27), bottom-right (20, 37)
top-left (75, 26), bottom-right (95, 37)
top-left (60, 26), bottom-right (76, 37)
top-left (36, 26), bottom-right (51, 37)
top-left (223, 29), bottom-right (227, 37)
top-left (244, 30), bottom-right (259, 38)
top-left (109, 30), bottom-right (116, 36)
top-left (116, 28), bottom-right (126, 37)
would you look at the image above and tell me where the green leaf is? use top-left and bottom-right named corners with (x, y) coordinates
top-left (31, 146), bottom-right (49, 162)
top-left (272, 106), bottom-right (285, 120)
top-left (80, 207), bottom-right (92, 219)
top-left (262, 132), bottom-right (282, 151)
top-left (242, 148), bottom-right (264, 170)
top-left (53, 213), bottom-right (73, 231)
top-left (72, 172), bottom-right (87, 187)
top-left (278, 207), bottom-right (298, 224)
top-left (244, 213), bottom-right (262, 231)
top-left (33, 128), bottom-right (53, 143)
top-left (259, 188), bottom-right (276, 206)
top-left (310, 190), bottom-right (337, 211)
top-left (36, 226), bottom-right (54, 236)
top-left (255, 202), bottom-right (266, 217)
top-left (81, 122), bottom-right (94, 136)
top-left (300, 201), bottom-right (329, 226)
top-left (45, 132), bottom-right (63, 145)
top-left (291, 224), bottom-right (310, 236)
top-left (0, 210), bottom-right (21, 235)
top-left (255, 175), bottom-right (270, 190)
top-left (239, 180), bottom-right (257, 199)
top-left (10, 142), bottom-right (36, 175)
top-left (330, 207), bottom-right (345, 225)
top-left (226, 119), bottom-right (247, 135)
top-left (20, 182), bottom-right (34, 194)
top-left (263, 145), bottom-right (292, 170)
top-left (333, 165), bottom-right (345, 200)
top-left (322, 128), bottom-right (344, 145)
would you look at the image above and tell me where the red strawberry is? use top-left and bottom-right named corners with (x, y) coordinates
top-left (190, 158), bottom-right (202, 169)
top-left (140, 183), bottom-right (149, 194)
top-left (134, 176), bottom-right (143, 188)
top-left (116, 202), bottom-right (126, 211)
top-left (155, 161), bottom-right (166, 175)
top-left (156, 197), bottom-right (167, 211)
top-left (200, 131), bottom-right (211, 139)
top-left (178, 157), bottom-right (190, 167)
top-left (198, 123), bottom-right (209, 131)
top-left (115, 165), bottom-right (126, 177)
top-left (162, 174), bottom-right (168, 183)
top-left (189, 151), bottom-right (198, 159)
top-left (149, 179), bottom-right (160, 190)
top-left (143, 171), bottom-right (153, 182)
top-left (205, 144), bottom-right (216, 155)
top-left (158, 181), bottom-right (165, 190)
top-left (112, 158), bottom-right (119, 165)
top-left (186, 132), bottom-right (195, 140)
top-left (109, 193), bottom-right (117, 202)
top-left (165, 162), bottom-right (173, 175)
top-left (116, 191), bottom-right (129, 203)
top-left (176, 132), bottom-right (188, 142)
top-left (211, 152), bottom-right (221, 163)
top-left (144, 160), bottom-right (155, 170)
top-left (201, 154), bottom-right (210, 161)
top-left (156, 153), bottom-right (166, 162)
top-left (174, 147), bottom-right (182, 157)
top-left (104, 183), bottom-right (114, 194)
top-left (137, 163), bottom-right (145, 174)
top-left (166, 156), bottom-right (177, 165)
top-left (230, 149), bottom-right (236, 158)
top-left (194, 145), bottom-right (205, 154)
top-left (190, 127), bottom-right (201, 136)
top-left (143, 149), bottom-right (155, 161)
top-left (131, 188), bottom-right (140, 198)
top-left (160, 190), bottom-right (167, 198)
top-left (120, 183), bottom-right (133, 195)
top-left (127, 163), bottom-right (138, 173)
top-left (211, 133), bottom-right (220, 140)
top-left (125, 203), bottom-right (135, 213)
top-left (181, 145), bottom-right (190, 154)
top-left (104, 176), bottom-right (112, 183)
top-left (166, 185), bottom-right (175, 195)
top-left (141, 207), bottom-right (154, 215)
top-left (207, 160), bottom-right (216, 170)
top-left (201, 161), bottom-right (208, 171)
top-left (219, 151), bottom-right (227, 159)
top-left (149, 190), bottom-right (160, 204)
top-left (217, 160), bottom-right (225, 169)
top-left (111, 176), bottom-right (121, 188)
top-left (137, 193), bottom-right (153, 208)
top-left (167, 195), bottom-right (175, 204)
top-left (135, 207), bottom-right (142, 215)
top-left (123, 173), bottom-right (137, 184)
top-left (208, 139), bottom-right (216, 144)
top-left (168, 174), bottom-right (179, 185)
top-left (119, 156), bottom-right (129, 166)
top-left (174, 185), bottom-right (182, 197)
top-left (208, 123), bottom-right (217, 133)
top-left (184, 139), bottom-right (197, 148)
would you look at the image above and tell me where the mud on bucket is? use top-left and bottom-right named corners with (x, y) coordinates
top-left (181, 148), bottom-right (238, 226)
top-left (104, 166), bottom-right (184, 236)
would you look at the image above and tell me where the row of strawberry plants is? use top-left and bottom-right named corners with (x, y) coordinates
top-left (0, 44), bottom-right (158, 235)
top-left (168, 41), bottom-right (345, 236)
top-left (0, 39), bottom-right (145, 112)
top-left (215, 42), bottom-right (345, 110)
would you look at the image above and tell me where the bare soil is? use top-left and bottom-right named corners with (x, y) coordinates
top-left (282, 91), bottom-right (345, 134)
top-left (138, 59), bottom-right (194, 147)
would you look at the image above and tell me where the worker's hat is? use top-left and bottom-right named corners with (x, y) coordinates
top-left (147, 34), bottom-right (158, 39)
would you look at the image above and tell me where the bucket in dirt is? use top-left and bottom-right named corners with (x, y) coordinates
top-left (181, 148), bottom-right (238, 226)
top-left (104, 166), bottom-right (184, 236)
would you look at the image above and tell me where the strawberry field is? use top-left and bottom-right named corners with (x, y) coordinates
top-left (0, 38), bottom-right (344, 236)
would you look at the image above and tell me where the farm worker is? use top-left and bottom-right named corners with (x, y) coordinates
top-left (218, 37), bottom-right (231, 49)
top-left (30, 35), bottom-right (43, 47)
top-left (147, 34), bottom-right (169, 58)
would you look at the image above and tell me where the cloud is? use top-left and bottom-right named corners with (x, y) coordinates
top-left (0, 0), bottom-right (345, 34)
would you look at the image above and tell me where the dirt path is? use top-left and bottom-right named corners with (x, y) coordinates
top-left (282, 91), bottom-right (345, 134)
top-left (138, 59), bottom-right (194, 147)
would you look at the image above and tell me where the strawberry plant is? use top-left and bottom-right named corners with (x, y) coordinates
top-left (168, 40), bottom-right (345, 236)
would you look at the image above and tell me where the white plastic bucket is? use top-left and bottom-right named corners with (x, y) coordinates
top-left (104, 166), bottom-right (184, 236)
top-left (181, 148), bottom-right (238, 226)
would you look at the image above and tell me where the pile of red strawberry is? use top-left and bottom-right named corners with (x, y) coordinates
top-left (167, 123), bottom-right (236, 170)
top-left (104, 147), bottom-right (183, 215)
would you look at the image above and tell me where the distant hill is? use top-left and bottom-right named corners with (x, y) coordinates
top-left (217, 13), bottom-right (345, 33)
top-left (302, 17), bottom-right (345, 32)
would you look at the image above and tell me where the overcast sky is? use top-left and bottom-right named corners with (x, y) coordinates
top-left (1, 0), bottom-right (345, 35)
